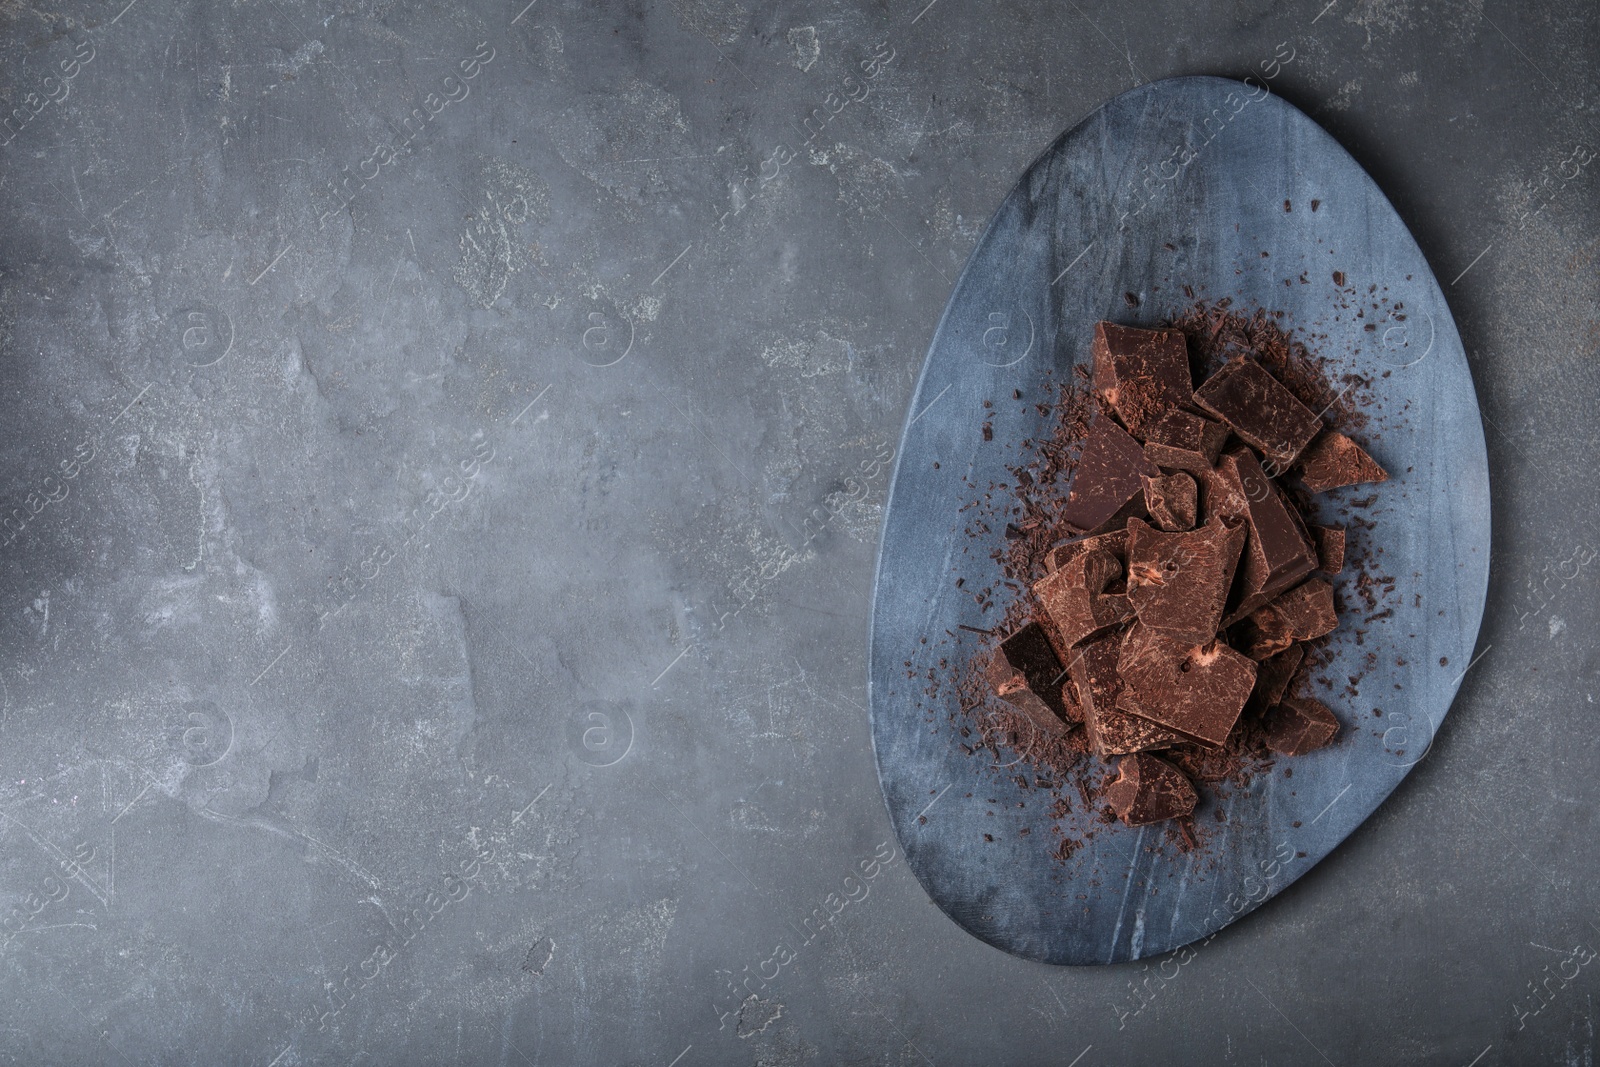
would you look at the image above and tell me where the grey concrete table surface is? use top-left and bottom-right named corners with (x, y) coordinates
top-left (0, 1), bottom-right (1592, 1065)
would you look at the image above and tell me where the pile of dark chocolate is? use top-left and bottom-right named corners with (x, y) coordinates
top-left (983, 322), bottom-right (1387, 827)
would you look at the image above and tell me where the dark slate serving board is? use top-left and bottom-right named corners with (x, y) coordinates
top-left (867, 76), bottom-right (1490, 965)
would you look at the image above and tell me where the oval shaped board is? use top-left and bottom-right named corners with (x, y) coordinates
top-left (868, 76), bottom-right (1490, 965)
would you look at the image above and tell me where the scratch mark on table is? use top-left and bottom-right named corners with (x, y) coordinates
top-left (106, 0), bottom-right (144, 27)
top-left (110, 782), bottom-right (151, 825)
top-left (914, 784), bottom-right (951, 822)
top-left (1245, 977), bottom-right (1336, 1067)
top-left (249, 244), bottom-right (293, 285)
top-left (906, 383), bottom-right (952, 428)
top-left (651, 645), bottom-right (694, 688)
top-left (512, 783), bottom-right (553, 824)
top-left (1051, 241), bottom-right (1096, 285)
top-left (651, 243), bottom-right (693, 287)
top-left (1309, 782), bottom-right (1351, 825)
top-left (511, 383), bottom-right (553, 425)
top-left (110, 383), bottom-right (155, 425)
top-left (251, 644), bottom-right (293, 686)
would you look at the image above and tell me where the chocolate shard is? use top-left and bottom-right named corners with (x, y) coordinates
top-left (1246, 644), bottom-right (1305, 716)
top-left (1034, 548), bottom-right (1135, 652)
top-left (1295, 431), bottom-right (1389, 493)
top-left (1091, 704), bottom-right (1187, 756)
top-left (1090, 322), bottom-right (1195, 432)
top-left (1141, 471), bottom-right (1198, 532)
top-left (1140, 408), bottom-right (1230, 476)
top-left (1057, 671), bottom-right (1086, 724)
top-left (1261, 695), bottom-right (1340, 756)
top-left (1311, 525), bottom-right (1346, 574)
top-left (1103, 753), bottom-right (1197, 826)
top-left (1198, 448), bottom-right (1249, 526)
top-left (1233, 579), bottom-right (1338, 660)
top-left (1069, 630), bottom-right (1185, 756)
top-left (1060, 412), bottom-right (1158, 535)
top-left (1116, 623), bottom-right (1257, 748)
top-left (986, 625), bottom-right (1073, 736)
top-left (983, 649), bottom-right (1067, 736)
top-left (1124, 516), bottom-right (1247, 644)
top-left (1044, 528), bottom-right (1128, 574)
top-left (1193, 357), bottom-right (1323, 468)
top-left (1218, 448), bottom-right (1319, 622)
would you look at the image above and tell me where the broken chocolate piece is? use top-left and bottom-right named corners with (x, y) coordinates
top-left (1044, 528), bottom-right (1128, 574)
top-left (1141, 471), bottom-right (1198, 532)
top-left (1068, 630), bottom-right (1185, 756)
top-left (1090, 322), bottom-right (1195, 432)
top-left (1219, 448), bottom-right (1319, 621)
top-left (1140, 408), bottom-right (1230, 476)
top-left (1103, 753), bottom-right (1197, 826)
top-left (1198, 449), bottom-right (1249, 526)
top-left (985, 630), bottom-right (1075, 739)
top-left (1295, 431), bottom-right (1389, 493)
top-left (1060, 413), bottom-right (1158, 535)
top-left (1116, 623), bottom-right (1257, 748)
top-left (1125, 516), bottom-right (1247, 644)
top-left (1034, 548), bottom-right (1135, 652)
top-left (1090, 705), bottom-right (1186, 756)
top-left (1311, 525), bottom-right (1346, 574)
top-left (1261, 695), bottom-right (1339, 755)
top-left (987, 622), bottom-right (1075, 734)
top-left (1193, 357), bottom-right (1323, 468)
top-left (1233, 579), bottom-right (1338, 660)
top-left (1246, 644), bottom-right (1305, 716)
top-left (984, 649), bottom-right (1071, 738)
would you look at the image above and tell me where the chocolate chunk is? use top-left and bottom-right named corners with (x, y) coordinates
top-left (1141, 471), bottom-right (1198, 531)
top-left (1116, 623), bottom-right (1257, 747)
top-left (984, 649), bottom-right (1065, 736)
top-left (986, 625), bottom-right (1072, 736)
top-left (1220, 448), bottom-right (1319, 621)
top-left (1198, 450), bottom-right (1249, 526)
top-left (1141, 408), bottom-right (1230, 475)
top-left (1090, 322), bottom-right (1195, 432)
top-left (1295, 431), bottom-right (1389, 493)
top-left (1311, 525), bottom-right (1346, 574)
top-left (1044, 528), bottom-right (1128, 574)
top-left (1246, 644), bottom-right (1305, 716)
top-left (1233, 579), bottom-right (1338, 660)
top-left (998, 621), bottom-right (1062, 679)
top-left (1125, 516), bottom-right (1247, 643)
top-left (1193, 358), bottom-right (1323, 468)
top-left (1066, 631), bottom-right (1121, 721)
top-left (1261, 695), bottom-right (1339, 755)
top-left (1034, 548), bottom-right (1135, 652)
top-left (1060, 413), bottom-right (1158, 535)
top-left (1089, 705), bottom-right (1187, 756)
top-left (1103, 753), bottom-right (1197, 826)
top-left (1069, 630), bottom-right (1185, 756)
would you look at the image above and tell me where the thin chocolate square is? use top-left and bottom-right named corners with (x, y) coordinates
top-left (1194, 357), bottom-right (1323, 468)
top-left (1060, 413), bottom-right (1158, 535)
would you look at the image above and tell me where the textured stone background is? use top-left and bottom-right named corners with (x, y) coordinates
top-left (0, 0), bottom-right (1594, 1063)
